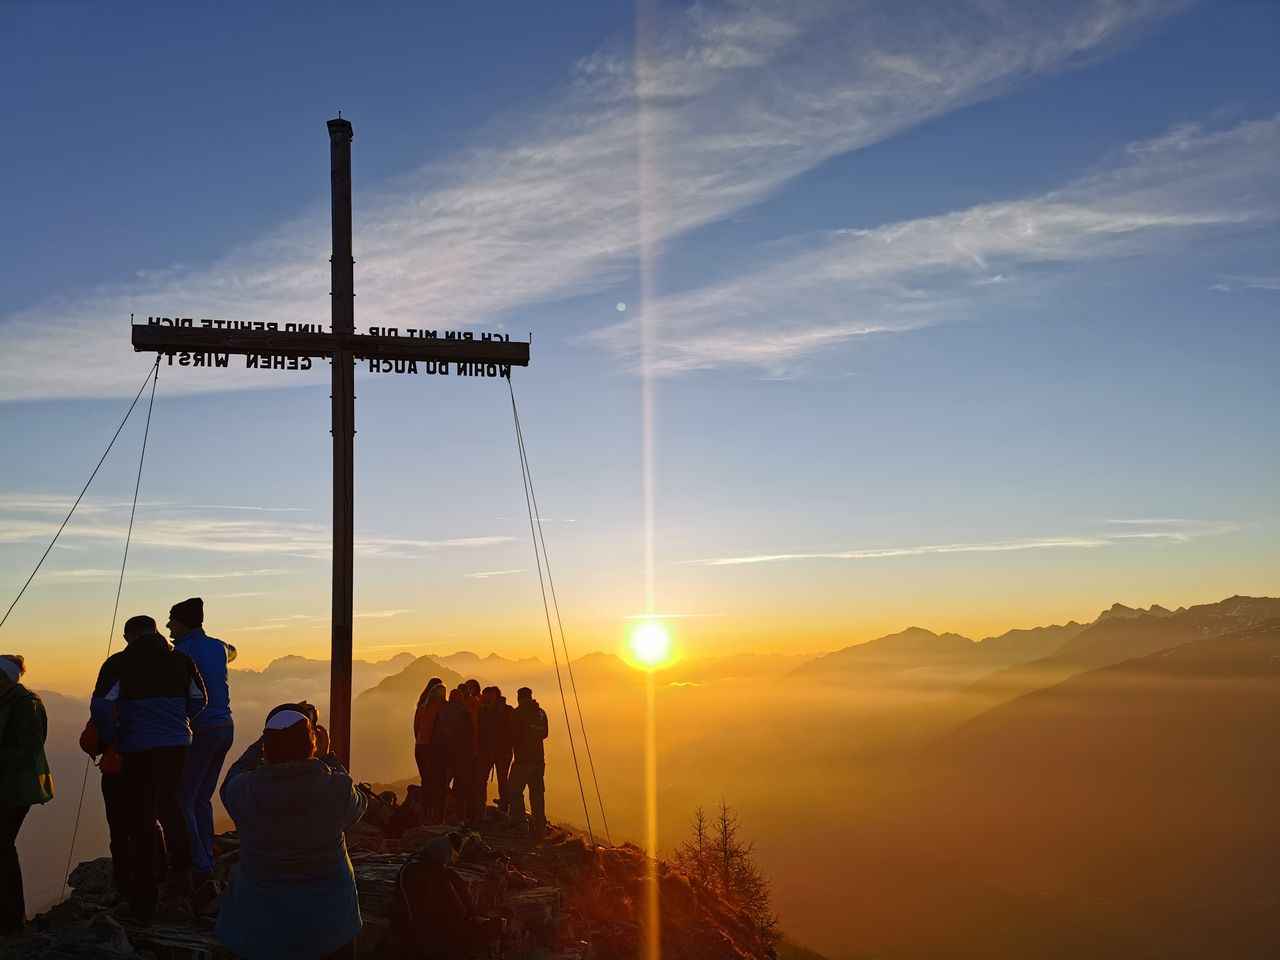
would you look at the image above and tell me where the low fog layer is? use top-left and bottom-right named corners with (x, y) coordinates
top-left (24, 596), bottom-right (1280, 959)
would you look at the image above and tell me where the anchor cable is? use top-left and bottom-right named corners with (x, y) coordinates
top-left (59, 360), bottom-right (160, 902)
top-left (505, 377), bottom-right (597, 849)
top-left (506, 376), bottom-right (611, 845)
top-left (0, 357), bottom-right (161, 632)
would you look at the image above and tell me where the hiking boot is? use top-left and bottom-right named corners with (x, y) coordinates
top-left (192, 878), bottom-right (221, 917)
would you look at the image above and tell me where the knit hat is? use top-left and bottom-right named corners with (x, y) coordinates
top-left (0, 655), bottom-right (24, 683)
top-left (170, 597), bottom-right (204, 628)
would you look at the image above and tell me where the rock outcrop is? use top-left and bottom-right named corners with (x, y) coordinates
top-left (8, 809), bottom-right (776, 959)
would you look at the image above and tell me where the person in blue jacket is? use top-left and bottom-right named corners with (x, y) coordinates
top-left (216, 706), bottom-right (367, 960)
top-left (90, 614), bottom-right (207, 923)
top-left (167, 597), bottom-right (236, 906)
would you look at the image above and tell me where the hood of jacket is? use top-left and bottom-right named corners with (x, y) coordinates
top-left (247, 758), bottom-right (334, 816)
top-left (126, 632), bottom-right (172, 657)
top-left (0, 681), bottom-right (34, 709)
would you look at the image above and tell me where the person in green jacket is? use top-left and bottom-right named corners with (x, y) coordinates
top-left (0, 654), bottom-right (54, 937)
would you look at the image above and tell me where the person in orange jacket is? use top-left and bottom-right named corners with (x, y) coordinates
top-left (413, 679), bottom-right (446, 822)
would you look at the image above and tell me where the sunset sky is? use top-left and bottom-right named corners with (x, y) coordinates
top-left (2, 1), bottom-right (1277, 692)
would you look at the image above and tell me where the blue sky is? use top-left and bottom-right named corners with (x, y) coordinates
top-left (1, 0), bottom-right (1277, 689)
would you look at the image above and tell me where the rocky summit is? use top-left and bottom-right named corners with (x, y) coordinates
top-left (7, 802), bottom-right (776, 960)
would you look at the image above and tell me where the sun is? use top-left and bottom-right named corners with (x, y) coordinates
top-left (628, 620), bottom-right (674, 670)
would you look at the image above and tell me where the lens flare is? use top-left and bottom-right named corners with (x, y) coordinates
top-left (629, 620), bottom-right (673, 669)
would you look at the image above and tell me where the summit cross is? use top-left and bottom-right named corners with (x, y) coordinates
top-left (130, 119), bottom-right (531, 765)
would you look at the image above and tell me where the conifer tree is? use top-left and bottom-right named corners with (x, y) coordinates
top-left (674, 800), bottom-right (779, 943)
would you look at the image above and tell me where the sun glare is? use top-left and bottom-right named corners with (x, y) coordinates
top-left (628, 620), bottom-right (673, 669)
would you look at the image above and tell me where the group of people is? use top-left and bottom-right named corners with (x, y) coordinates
top-left (412, 678), bottom-right (550, 837)
top-left (0, 597), bottom-right (554, 959)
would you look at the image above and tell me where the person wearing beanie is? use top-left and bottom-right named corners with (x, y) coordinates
top-left (90, 614), bottom-right (208, 923)
top-left (0, 654), bottom-right (54, 936)
top-left (167, 597), bottom-right (237, 907)
top-left (509, 687), bottom-right (549, 839)
top-left (216, 706), bottom-right (367, 960)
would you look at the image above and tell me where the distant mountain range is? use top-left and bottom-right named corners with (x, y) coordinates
top-left (789, 621), bottom-right (1086, 691)
top-left (781, 609), bottom-right (1280, 960)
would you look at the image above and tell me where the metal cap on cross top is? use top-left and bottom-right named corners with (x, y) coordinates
top-left (129, 119), bottom-right (531, 766)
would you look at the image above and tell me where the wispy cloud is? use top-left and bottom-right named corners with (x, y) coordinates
top-left (355, 609), bottom-right (412, 619)
top-left (686, 521), bottom-right (1236, 566)
top-left (464, 569), bottom-right (525, 579)
top-left (590, 114), bottom-right (1280, 375)
top-left (36, 567), bottom-right (293, 583)
top-left (622, 612), bottom-right (723, 619)
top-left (0, 500), bottom-right (514, 560)
top-left (1208, 274), bottom-right (1280, 292)
top-left (495, 517), bottom-right (577, 524)
top-left (0, 1), bottom-right (1176, 400)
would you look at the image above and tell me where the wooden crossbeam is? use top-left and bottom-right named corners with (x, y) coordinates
top-left (132, 325), bottom-right (531, 365)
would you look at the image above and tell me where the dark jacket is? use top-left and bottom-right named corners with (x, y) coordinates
top-left (511, 699), bottom-right (548, 765)
top-left (433, 695), bottom-right (473, 752)
top-left (0, 683), bottom-right (54, 805)
top-left (477, 697), bottom-right (514, 756)
top-left (90, 633), bottom-right (208, 752)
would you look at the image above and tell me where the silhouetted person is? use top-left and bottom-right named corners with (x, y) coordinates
top-left (379, 832), bottom-right (504, 959)
top-left (0, 655), bottom-right (53, 937)
top-left (168, 597), bottom-right (237, 907)
top-left (463, 680), bottom-right (483, 813)
top-left (508, 686), bottom-right (548, 838)
top-left (436, 688), bottom-right (475, 822)
top-left (216, 707), bottom-right (367, 960)
top-left (413, 681), bottom-right (447, 822)
top-left (79, 707), bottom-right (164, 897)
top-left (91, 615), bottom-right (207, 923)
top-left (476, 686), bottom-right (514, 813)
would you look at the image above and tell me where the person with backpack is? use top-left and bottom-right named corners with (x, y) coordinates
top-left (90, 614), bottom-right (208, 923)
top-left (476, 686), bottom-right (514, 814)
top-left (508, 687), bottom-right (549, 839)
top-left (78, 711), bottom-right (132, 896)
top-left (216, 706), bottom-right (367, 960)
top-left (0, 654), bottom-right (53, 937)
top-left (379, 831), bottom-right (504, 959)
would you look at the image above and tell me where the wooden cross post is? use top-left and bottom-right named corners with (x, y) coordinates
top-left (131, 118), bottom-right (531, 766)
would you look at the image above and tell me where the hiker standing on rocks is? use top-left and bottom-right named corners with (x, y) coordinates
top-left (168, 597), bottom-right (237, 910)
top-left (477, 686), bottom-right (514, 814)
top-left (90, 615), bottom-right (208, 923)
top-left (463, 679), bottom-right (484, 813)
top-left (0, 655), bottom-right (53, 937)
top-left (216, 707), bottom-right (367, 960)
top-left (413, 678), bottom-right (446, 821)
top-left (78, 699), bottom-right (148, 898)
top-left (436, 687), bottom-right (476, 822)
top-left (508, 686), bottom-right (549, 839)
